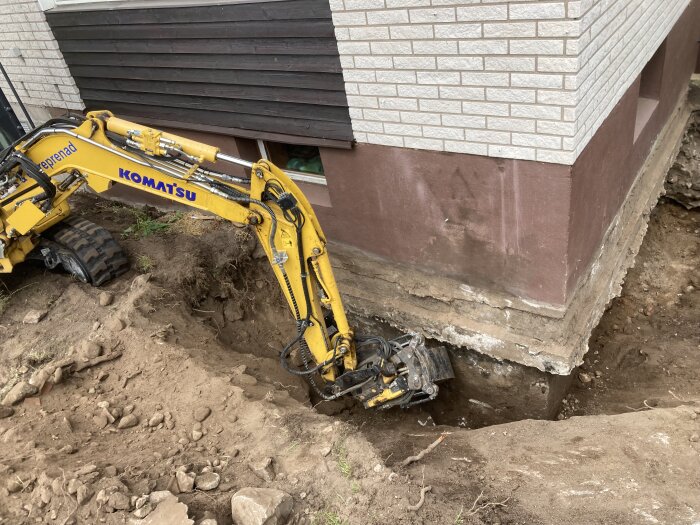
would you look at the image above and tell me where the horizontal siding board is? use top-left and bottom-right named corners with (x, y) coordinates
top-left (76, 78), bottom-right (348, 107)
top-left (69, 66), bottom-right (345, 91)
top-left (62, 52), bottom-right (343, 74)
top-left (60, 38), bottom-right (340, 56)
top-left (88, 101), bottom-right (355, 141)
top-left (46, 0), bottom-right (332, 26)
top-left (81, 89), bottom-right (351, 122)
top-left (52, 20), bottom-right (335, 40)
top-left (47, 0), bottom-right (352, 144)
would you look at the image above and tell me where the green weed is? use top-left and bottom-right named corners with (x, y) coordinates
top-left (136, 254), bottom-right (155, 273)
top-left (313, 510), bottom-right (348, 525)
top-left (122, 209), bottom-right (180, 238)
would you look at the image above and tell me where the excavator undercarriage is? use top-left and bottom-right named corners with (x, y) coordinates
top-left (0, 111), bottom-right (453, 409)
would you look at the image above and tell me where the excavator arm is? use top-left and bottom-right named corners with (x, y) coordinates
top-left (0, 111), bottom-right (453, 409)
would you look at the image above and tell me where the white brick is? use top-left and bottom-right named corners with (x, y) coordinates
top-left (458, 40), bottom-right (508, 55)
top-left (366, 10), bottom-right (408, 25)
top-left (389, 25), bottom-right (433, 40)
top-left (408, 7), bottom-right (455, 23)
top-left (487, 117), bottom-right (536, 133)
top-left (512, 133), bottom-right (563, 149)
top-left (509, 3), bottom-right (566, 21)
top-left (489, 145), bottom-right (537, 161)
top-left (438, 86), bottom-right (485, 100)
top-left (383, 123), bottom-right (423, 136)
top-left (404, 137), bottom-right (443, 149)
top-left (400, 111), bottom-right (441, 125)
top-left (422, 126), bottom-right (464, 140)
top-left (441, 114), bottom-right (487, 128)
top-left (419, 99), bottom-right (462, 113)
top-left (393, 56), bottom-right (436, 69)
top-left (462, 101), bottom-right (510, 117)
top-left (509, 39), bottom-right (564, 56)
top-left (511, 73), bottom-right (563, 89)
top-left (412, 40), bottom-right (458, 55)
top-left (434, 23), bottom-right (482, 39)
top-left (417, 71), bottom-right (462, 84)
top-left (457, 5), bottom-right (508, 22)
top-left (363, 109), bottom-right (401, 122)
top-left (437, 57), bottom-right (483, 71)
top-left (486, 88), bottom-right (536, 103)
top-left (444, 141), bottom-right (488, 156)
top-left (485, 57), bottom-right (536, 72)
top-left (483, 22), bottom-right (537, 38)
top-left (379, 97), bottom-right (418, 110)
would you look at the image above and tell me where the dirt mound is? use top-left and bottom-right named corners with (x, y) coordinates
top-left (1, 193), bottom-right (699, 525)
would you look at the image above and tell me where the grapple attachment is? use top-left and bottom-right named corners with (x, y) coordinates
top-left (352, 333), bottom-right (454, 409)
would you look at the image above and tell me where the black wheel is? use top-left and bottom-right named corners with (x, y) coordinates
top-left (39, 217), bottom-right (129, 286)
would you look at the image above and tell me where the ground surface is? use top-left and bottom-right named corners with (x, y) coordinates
top-left (0, 167), bottom-right (699, 523)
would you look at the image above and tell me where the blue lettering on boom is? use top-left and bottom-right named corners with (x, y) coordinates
top-left (39, 141), bottom-right (78, 171)
top-left (118, 168), bottom-right (196, 202)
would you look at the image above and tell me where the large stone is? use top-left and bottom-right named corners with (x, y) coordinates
top-left (230, 488), bottom-right (293, 525)
top-left (175, 471), bottom-right (194, 493)
top-left (118, 414), bottom-right (139, 429)
top-left (194, 472), bottom-right (219, 491)
top-left (0, 406), bottom-right (15, 419)
top-left (142, 496), bottom-right (193, 525)
top-left (22, 309), bottom-right (47, 324)
top-left (2, 381), bottom-right (38, 406)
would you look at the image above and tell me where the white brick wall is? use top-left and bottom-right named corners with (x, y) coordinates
top-left (331, 0), bottom-right (690, 165)
top-left (0, 0), bottom-right (83, 130)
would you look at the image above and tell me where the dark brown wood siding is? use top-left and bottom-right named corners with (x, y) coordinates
top-left (45, 0), bottom-right (353, 145)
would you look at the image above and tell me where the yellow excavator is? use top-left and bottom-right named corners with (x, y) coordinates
top-left (0, 111), bottom-right (453, 409)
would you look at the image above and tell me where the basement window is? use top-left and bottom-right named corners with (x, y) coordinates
top-left (634, 42), bottom-right (666, 142)
top-left (257, 140), bottom-right (326, 185)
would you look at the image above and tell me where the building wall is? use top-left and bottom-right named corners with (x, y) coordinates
top-left (573, 0), bottom-right (688, 160)
top-left (329, 0), bottom-right (690, 165)
top-left (0, 0), bottom-right (83, 128)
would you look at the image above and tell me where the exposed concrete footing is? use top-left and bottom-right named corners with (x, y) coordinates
top-left (331, 94), bottom-right (694, 423)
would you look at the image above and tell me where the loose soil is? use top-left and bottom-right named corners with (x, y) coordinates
top-left (1, 135), bottom-right (699, 524)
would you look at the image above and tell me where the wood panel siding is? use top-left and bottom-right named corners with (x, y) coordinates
top-left (45, 0), bottom-right (353, 145)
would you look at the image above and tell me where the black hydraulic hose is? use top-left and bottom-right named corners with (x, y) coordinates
top-left (0, 61), bottom-right (34, 129)
top-left (0, 153), bottom-right (55, 204)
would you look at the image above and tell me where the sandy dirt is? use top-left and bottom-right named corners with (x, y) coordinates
top-left (1, 139), bottom-right (699, 524)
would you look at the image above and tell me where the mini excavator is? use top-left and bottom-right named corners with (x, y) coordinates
top-left (0, 111), bottom-right (453, 409)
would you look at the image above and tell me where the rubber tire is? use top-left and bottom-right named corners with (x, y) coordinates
top-left (42, 217), bottom-right (129, 286)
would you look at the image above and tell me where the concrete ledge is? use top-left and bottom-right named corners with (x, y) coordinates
top-left (331, 92), bottom-right (694, 375)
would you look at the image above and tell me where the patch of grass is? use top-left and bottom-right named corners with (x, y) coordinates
top-left (454, 507), bottom-right (465, 525)
top-left (122, 209), bottom-right (181, 238)
top-left (25, 348), bottom-right (54, 368)
top-left (313, 510), bottom-right (348, 525)
top-left (136, 254), bottom-right (155, 273)
top-left (350, 480), bottom-right (361, 494)
top-left (335, 442), bottom-right (352, 479)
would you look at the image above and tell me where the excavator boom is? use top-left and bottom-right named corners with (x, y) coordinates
top-left (0, 111), bottom-right (453, 409)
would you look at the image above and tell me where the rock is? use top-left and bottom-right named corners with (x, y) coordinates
top-left (67, 478), bottom-right (81, 495)
top-left (29, 368), bottom-right (51, 390)
top-left (194, 472), bottom-right (220, 491)
top-left (76, 484), bottom-right (93, 505)
top-left (133, 503), bottom-right (153, 518)
top-left (230, 488), bottom-right (293, 525)
top-left (176, 471), bottom-right (195, 493)
top-left (191, 430), bottom-right (203, 442)
top-left (199, 520), bottom-right (218, 525)
top-left (7, 478), bottom-right (23, 493)
top-left (149, 490), bottom-right (174, 505)
top-left (124, 404), bottom-right (135, 415)
top-left (80, 341), bottom-right (103, 361)
top-left (250, 457), bottom-right (275, 482)
top-left (23, 309), bottom-right (47, 324)
top-left (149, 413), bottom-right (165, 427)
top-left (75, 464), bottom-right (98, 476)
top-left (118, 414), bottom-right (139, 429)
top-left (108, 318), bottom-right (126, 332)
top-left (2, 381), bottom-right (38, 405)
top-left (578, 372), bottom-right (592, 384)
top-left (104, 465), bottom-right (118, 477)
top-left (319, 444), bottom-right (332, 457)
top-left (135, 495), bottom-right (149, 509)
top-left (194, 407), bottom-right (211, 422)
top-left (690, 433), bottom-right (700, 443)
top-left (99, 292), bottom-right (114, 307)
top-left (109, 492), bottom-right (131, 510)
top-left (142, 496), bottom-right (193, 525)
top-left (52, 367), bottom-right (64, 384)
top-left (0, 406), bottom-right (14, 419)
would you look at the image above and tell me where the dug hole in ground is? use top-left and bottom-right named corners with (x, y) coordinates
top-left (0, 115), bottom-right (699, 525)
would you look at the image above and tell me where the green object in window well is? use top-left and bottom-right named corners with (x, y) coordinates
top-left (286, 156), bottom-right (324, 175)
